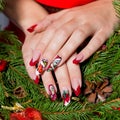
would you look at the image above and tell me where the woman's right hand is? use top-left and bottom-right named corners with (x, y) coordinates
top-left (22, 33), bottom-right (82, 106)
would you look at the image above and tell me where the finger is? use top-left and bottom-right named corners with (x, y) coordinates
top-left (34, 29), bottom-right (58, 75)
top-left (36, 19), bottom-right (75, 74)
top-left (73, 29), bottom-right (108, 64)
top-left (34, 9), bottom-right (74, 56)
top-left (22, 35), bottom-right (42, 84)
top-left (24, 34), bottom-right (42, 67)
top-left (22, 46), bottom-right (38, 83)
top-left (41, 71), bottom-right (57, 101)
top-left (67, 53), bottom-right (82, 97)
top-left (57, 24), bottom-right (94, 66)
top-left (35, 9), bottom-right (69, 32)
top-left (55, 63), bottom-right (72, 106)
top-left (36, 20), bottom-right (77, 73)
top-left (30, 31), bottom-right (56, 76)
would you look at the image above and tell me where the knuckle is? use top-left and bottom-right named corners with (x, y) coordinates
top-left (56, 28), bottom-right (68, 38)
top-left (76, 28), bottom-right (87, 37)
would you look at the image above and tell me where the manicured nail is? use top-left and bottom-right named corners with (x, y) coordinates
top-left (62, 90), bottom-right (70, 106)
top-left (29, 58), bottom-right (38, 66)
top-left (48, 84), bottom-right (57, 101)
top-left (73, 86), bottom-right (81, 96)
top-left (34, 76), bottom-right (39, 84)
top-left (73, 55), bottom-right (84, 64)
top-left (47, 55), bottom-right (62, 71)
top-left (27, 24), bottom-right (37, 33)
top-left (36, 59), bottom-right (48, 75)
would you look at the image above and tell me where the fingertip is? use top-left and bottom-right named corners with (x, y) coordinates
top-left (48, 84), bottom-right (57, 101)
top-left (73, 54), bottom-right (84, 64)
top-left (61, 89), bottom-right (71, 106)
top-left (73, 86), bottom-right (81, 96)
top-left (27, 24), bottom-right (37, 33)
top-left (29, 58), bottom-right (38, 66)
top-left (34, 75), bottom-right (40, 84)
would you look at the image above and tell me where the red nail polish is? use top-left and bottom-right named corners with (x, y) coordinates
top-left (73, 86), bottom-right (81, 96)
top-left (34, 76), bottom-right (39, 84)
top-left (73, 55), bottom-right (84, 64)
top-left (29, 58), bottom-right (38, 66)
top-left (73, 58), bottom-right (81, 64)
top-left (27, 24), bottom-right (37, 33)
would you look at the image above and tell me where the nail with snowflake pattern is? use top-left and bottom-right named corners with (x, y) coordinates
top-left (62, 90), bottom-right (71, 106)
top-left (48, 84), bottom-right (57, 101)
top-left (47, 55), bottom-right (62, 71)
top-left (36, 59), bottom-right (48, 75)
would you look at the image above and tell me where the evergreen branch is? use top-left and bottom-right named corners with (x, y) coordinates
top-left (0, 27), bottom-right (120, 119)
top-left (113, 0), bottom-right (120, 18)
top-left (0, 0), bottom-right (5, 11)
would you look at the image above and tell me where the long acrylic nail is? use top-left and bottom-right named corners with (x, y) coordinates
top-left (62, 90), bottom-right (70, 106)
top-left (36, 59), bottom-right (48, 75)
top-left (48, 84), bottom-right (57, 101)
top-left (27, 24), bottom-right (37, 33)
top-left (47, 55), bottom-right (62, 71)
top-left (29, 58), bottom-right (38, 66)
top-left (34, 76), bottom-right (39, 84)
top-left (73, 86), bottom-right (81, 96)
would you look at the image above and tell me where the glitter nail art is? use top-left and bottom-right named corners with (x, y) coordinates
top-left (49, 84), bottom-right (57, 101)
top-left (47, 55), bottom-right (62, 71)
top-left (36, 59), bottom-right (48, 75)
top-left (62, 90), bottom-right (70, 106)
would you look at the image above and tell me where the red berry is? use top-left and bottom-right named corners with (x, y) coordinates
top-left (0, 59), bottom-right (7, 72)
top-left (10, 112), bottom-right (27, 120)
top-left (25, 108), bottom-right (42, 120)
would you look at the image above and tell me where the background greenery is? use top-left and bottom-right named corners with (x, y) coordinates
top-left (0, 0), bottom-right (120, 119)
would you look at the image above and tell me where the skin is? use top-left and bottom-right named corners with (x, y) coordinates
top-left (34, 0), bottom-right (119, 66)
top-left (4, 0), bottom-right (82, 103)
top-left (4, 0), bottom-right (119, 104)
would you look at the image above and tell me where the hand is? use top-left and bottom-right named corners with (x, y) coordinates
top-left (32, 0), bottom-right (119, 71)
top-left (22, 33), bottom-right (82, 106)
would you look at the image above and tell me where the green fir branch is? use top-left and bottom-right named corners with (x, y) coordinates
top-left (0, 0), bottom-right (5, 11)
top-left (114, 0), bottom-right (120, 18)
top-left (0, 1), bottom-right (120, 119)
top-left (0, 30), bottom-right (120, 120)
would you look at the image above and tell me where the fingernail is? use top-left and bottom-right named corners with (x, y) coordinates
top-left (27, 24), bottom-right (37, 33)
top-left (73, 55), bottom-right (84, 64)
top-left (73, 86), bottom-right (81, 96)
top-left (36, 59), bottom-right (48, 75)
top-left (48, 84), bottom-right (57, 101)
top-left (62, 90), bottom-right (71, 106)
top-left (29, 58), bottom-right (38, 66)
top-left (47, 55), bottom-right (62, 71)
top-left (34, 76), bottom-right (39, 84)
